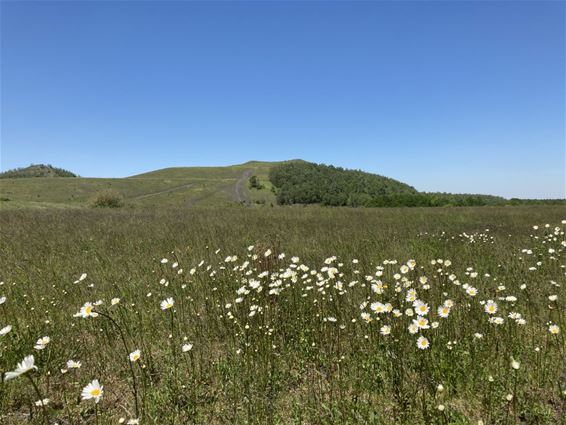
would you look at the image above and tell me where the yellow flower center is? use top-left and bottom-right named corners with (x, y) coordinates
top-left (90, 388), bottom-right (101, 397)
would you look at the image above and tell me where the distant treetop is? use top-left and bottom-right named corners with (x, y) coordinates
top-left (0, 164), bottom-right (78, 179)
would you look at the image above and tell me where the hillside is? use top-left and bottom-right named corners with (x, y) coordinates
top-left (1, 160), bottom-right (560, 209)
top-left (0, 164), bottom-right (77, 178)
top-left (0, 161), bottom-right (280, 208)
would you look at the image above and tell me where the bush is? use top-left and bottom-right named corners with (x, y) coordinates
top-left (90, 190), bottom-right (123, 208)
top-left (248, 175), bottom-right (264, 190)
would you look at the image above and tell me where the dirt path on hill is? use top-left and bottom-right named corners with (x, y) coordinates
top-left (233, 169), bottom-right (253, 203)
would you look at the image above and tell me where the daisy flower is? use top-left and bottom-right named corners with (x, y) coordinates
top-left (34, 336), bottom-right (50, 350)
top-left (67, 360), bottom-right (82, 369)
top-left (443, 299), bottom-right (454, 308)
top-left (484, 300), bottom-right (498, 315)
top-left (81, 379), bottom-right (104, 403)
top-left (370, 302), bottom-right (386, 314)
top-left (549, 324), bottom-right (560, 334)
top-left (129, 349), bottom-right (141, 362)
top-left (5, 355), bottom-right (37, 381)
top-left (74, 302), bottom-right (98, 318)
top-left (405, 289), bottom-right (417, 302)
top-left (466, 287), bottom-right (478, 297)
top-left (414, 317), bottom-right (430, 329)
top-left (160, 298), bottom-right (174, 310)
top-left (413, 300), bottom-right (430, 316)
top-left (416, 336), bottom-right (430, 350)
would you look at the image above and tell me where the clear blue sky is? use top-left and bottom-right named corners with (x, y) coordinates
top-left (1, 0), bottom-right (564, 198)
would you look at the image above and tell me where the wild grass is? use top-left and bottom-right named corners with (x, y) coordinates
top-left (0, 161), bottom-right (279, 209)
top-left (0, 206), bottom-right (564, 424)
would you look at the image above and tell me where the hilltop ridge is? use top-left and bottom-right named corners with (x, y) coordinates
top-left (0, 164), bottom-right (77, 179)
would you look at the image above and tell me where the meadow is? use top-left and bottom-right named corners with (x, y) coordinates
top-left (0, 162), bottom-right (277, 209)
top-left (0, 205), bottom-right (565, 424)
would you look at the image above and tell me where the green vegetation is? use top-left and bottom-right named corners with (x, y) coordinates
top-left (269, 161), bottom-right (417, 206)
top-left (0, 206), bottom-right (564, 424)
top-left (90, 189), bottom-right (124, 208)
top-left (0, 160), bottom-right (563, 210)
top-left (269, 161), bottom-right (565, 207)
top-left (0, 161), bottom-right (279, 209)
top-left (0, 164), bottom-right (77, 179)
top-left (364, 192), bottom-right (508, 207)
top-left (248, 175), bottom-right (264, 190)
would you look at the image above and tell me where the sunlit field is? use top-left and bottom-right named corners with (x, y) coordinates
top-left (0, 206), bottom-right (565, 424)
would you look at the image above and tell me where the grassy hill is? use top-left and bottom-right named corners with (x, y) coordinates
top-left (2, 160), bottom-right (559, 209)
top-left (0, 161), bottom-right (282, 209)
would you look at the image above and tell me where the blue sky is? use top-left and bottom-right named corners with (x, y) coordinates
top-left (1, 0), bottom-right (564, 198)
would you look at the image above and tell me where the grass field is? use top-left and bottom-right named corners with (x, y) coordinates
top-left (0, 205), bottom-right (565, 424)
top-left (0, 161), bottom-right (278, 209)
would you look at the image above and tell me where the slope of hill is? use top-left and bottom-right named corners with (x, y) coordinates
top-left (1, 159), bottom-right (555, 210)
top-left (0, 164), bottom-right (77, 178)
top-left (0, 161), bottom-right (280, 208)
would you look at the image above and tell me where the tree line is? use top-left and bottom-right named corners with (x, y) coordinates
top-left (268, 161), bottom-right (565, 207)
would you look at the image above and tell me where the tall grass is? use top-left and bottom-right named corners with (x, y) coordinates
top-left (0, 206), bottom-right (564, 424)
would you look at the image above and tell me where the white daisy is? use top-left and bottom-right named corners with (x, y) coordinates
top-left (416, 336), bottom-right (430, 350)
top-left (160, 298), bottom-right (174, 310)
top-left (129, 349), bottom-right (141, 362)
top-left (81, 379), bottom-right (103, 403)
top-left (5, 355), bottom-right (37, 381)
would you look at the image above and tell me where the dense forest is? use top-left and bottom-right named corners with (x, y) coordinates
top-left (269, 161), bottom-right (564, 207)
top-left (269, 161), bottom-right (417, 206)
top-left (0, 164), bottom-right (77, 178)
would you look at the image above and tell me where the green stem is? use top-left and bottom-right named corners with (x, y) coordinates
top-left (98, 311), bottom-right (140, 419)
top-left (26, 374), bottom-right (49, 425)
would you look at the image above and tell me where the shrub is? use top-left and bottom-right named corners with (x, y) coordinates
top-left (90, 190), bottom-right (123, 208)
top-left (248, 175), bottom-right (264, 190)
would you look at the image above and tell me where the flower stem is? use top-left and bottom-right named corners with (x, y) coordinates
top-left (26, 374), bottom-right (49, 425)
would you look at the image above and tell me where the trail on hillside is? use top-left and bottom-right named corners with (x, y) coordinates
top-left (233, 169), bottom-right (253, 203)
top-left (128, 183), bottom-right (194, 200)
top-left (127, 169), bottom-right (252, 205)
